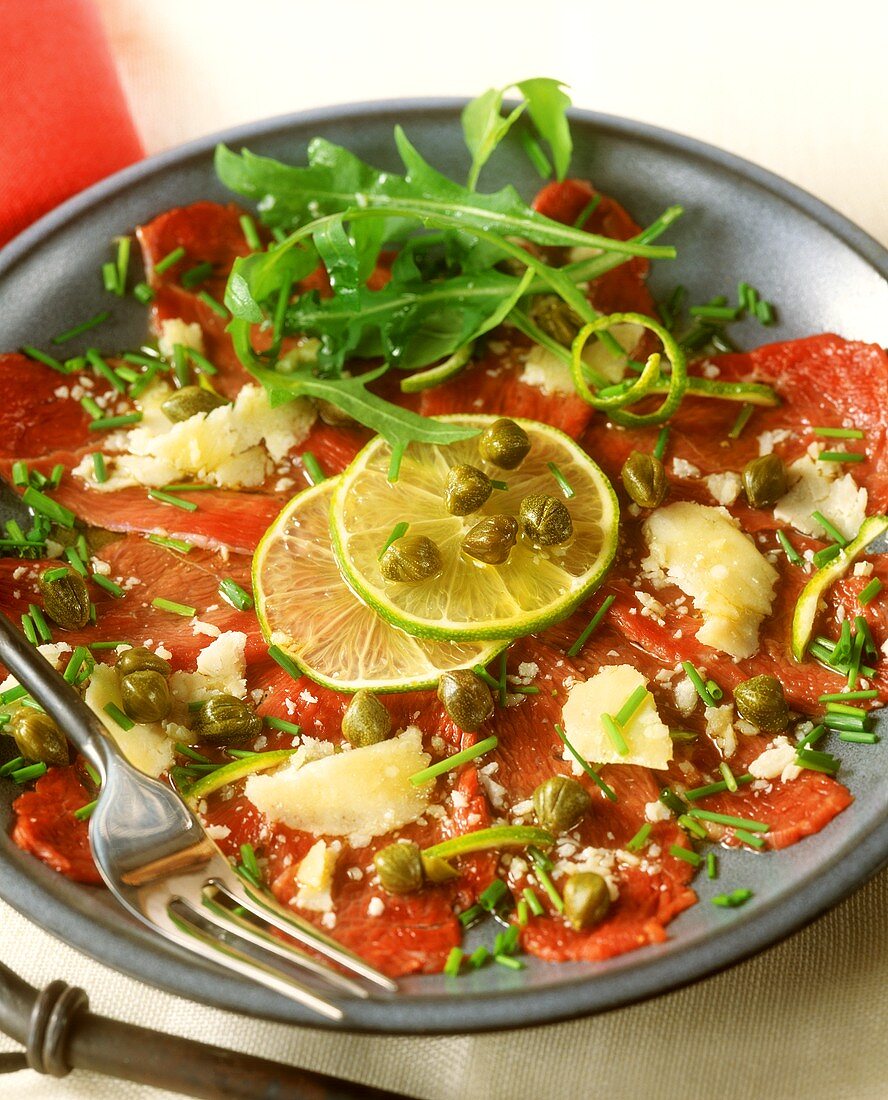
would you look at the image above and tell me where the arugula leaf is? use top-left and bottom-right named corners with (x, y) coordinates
top-left (516, 78), bottom-right (572, 182)
top-left (462, 88), bottom-right (528, 190)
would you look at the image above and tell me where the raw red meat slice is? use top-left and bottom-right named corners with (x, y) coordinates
top-left (12, 766), bottom-right (101, 884)
top-left (0, 354), bottom-right (99, 461)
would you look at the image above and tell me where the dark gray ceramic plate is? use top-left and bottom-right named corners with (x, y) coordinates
top-left (0, 102), bottom-right (886, 1034)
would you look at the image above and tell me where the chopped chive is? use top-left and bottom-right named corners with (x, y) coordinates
top-left (65, 547), bottom-right (88, 576)
top-left (185, 348), bottom-right (218, 375)
top-left (614, 685), bottom-right (648, 728)
top-left (546, 461), bottom-right (575, 499)
top-left (197, 290), bottom-right (228, 318)
top-left (794, 750), bottom-right (840, 775)
top-left (133, 281), bottom-right (154, 304)
top-left (839, 730), bottom-right (879, 744)
top-left (567, 594), bottom-right (616, 658)
top-left (653, 426), bottom-right (670, 462)
top-left (102, 259), bottom-right (119, 293)
top-left (379, 521), bottom-right (410, 559)
top-left (854, 614), bottom-right (877, 657)
top-left (522, 887), bottom-right (544, 916)
top-left (172, 343), bottom-right (190, 386)
top-left (812, 544), bottom-right (842, 569)
top-left (858, 578), bottom-right (882, 605)
top-left (706, 852), bottom-right (718, 879)
top-left (89, 413), bottom-right (142, 432)
top-left (49, 463), bottom-right (65, 489)
top-left (626, 822), bottom-right (652, 852)
top-left (737, 281), bottom-right (757, 312)
top-left (263, 715), bottom-right (302, 736)
top-left (20, 613), bottom-right (38, 645)
top-left (458, 904), bottom-right (483, 928)
top-left (10, 762), bottom-right (48, 783)
top-left (87, 641), bottom-right (129, 651)
top-left (181, 261), bottom-right (214, 289)
top-left (517, 685), bottom-right (540, 695)
top-left (123, 351), bottom-right (161, 367)
top-left (712, 888), bottom-right (753, 908)
top-left (73, 800), bottom-right (97, 821)
top-left (490, 479), bottom-right (508, 491)
top-left (479, 879), bottom-right (509, 912)
top-left (776, 529), bottom-right (803, 565)
top-left (21, 487), bottom-right (76, 529)
top-left (147, 489), bottom-right (198, 512)
top-left (821, 712), bottom-right (870, 733)
top-left (240, 843), bottom-right (261, 880)
top-left (80, 395), bottom-right (103, 419)
top-left (151, 597), bottom-right (196, 617)
top-left (659, 787), bottom-right (687, 816)
top-left (819, 690), bottom-right (877, 703)
top-left (0, 757), bottom-right (25, 777)
top-left (818, 451), bottom-right (865, 463)
top-left (175, 743), bottom-right (212, 764)
top-left (813, 426), bottom-right (865, 440)
top-left (689, 809), bottom-right (769, 832)
top-left (160, 483), bottom-right (216, 492)
top-left (573, 194), bottom-right (602, 227)
top-left (219, 578), bottom-right (254, 611)
top-left (28, 604), bottom-right (52, 643)
top-left (553, 723), bottom-right (617, 802)
top-left (147, 534), bottom-right (193, 553)
top-left (11, 461), bottom-right (29, 487)
top-left (239, 214), bottom-right (262, 250)
top-left (103, 702), bottom-right (134, 730)
top-left (728, 402), bottom-right (754, 440)
top-left (811, 511), bottom-right (847, 547)
top-left (301, 451), bottom-right (325, 485)
top-left (705, 679), bottom-right (723, 702)
top-left (154, 246), bottom-right (186, 274)
top-left (469, 947), bottom-right (490, 969)
top-left (51, 311), bottom-right (110, 345)
top-left (494, 955), bottom-right (524, 971)
top-left (63, 646), bottom-right (90, 683)
top-left (443, 947), bottom-right (464, 977)
top-left (669, 844), bottom-right (702, 867)
top-left (22, 346), bottom-right (67, 373)
top-left (91, 452), bottom-right (108, 483)
top-left (115, 236), bottom-right (131, 295)
top-left (681, 661), bottom-right (719, 707)
top-left (517, 899), bottom-right (529, 926)
top-left (0, 686), bottom-right (27, 706)
top-left (679, 814), bottom-right (708, 840)
top-left (755, 300), bottom-right (774, 325)
top-left (498, 650), bottom-right (508, 708)
top-left (91, 574), bottom-right (125, 598)
top-left (44, 566), bottom-right (69, 582)
top-left (64, 356), bottom-right (87, 372)
top-left (734, 829), bottom-right (766, 849)
top-left (528, 849), bottom-right (563, 913)
top-left (472, 665), bottom-right (501, 691)
top-left (268, 644), bottom-right (300, 680)
top-left (409, 736), bottom-right (498, 786)
top-left (690, 304), bottom-right (738, 321)
top-left (826, 701), bottom-right (867, 717)
top-left (718, 761), bottom-right (738, 793)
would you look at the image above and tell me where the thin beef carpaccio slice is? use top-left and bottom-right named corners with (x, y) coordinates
top-left (12, 766), bottom-right (102, 885)
top-left (0, 355), bottom-right (99, 461)
top-left (420, 178), bottom-right (660, 439)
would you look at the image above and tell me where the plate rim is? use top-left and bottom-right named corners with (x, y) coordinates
top-left (0, 98), bottom-right (886, 1035)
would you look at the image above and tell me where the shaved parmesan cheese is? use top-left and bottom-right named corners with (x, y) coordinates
top-left (704, 703), bottom-right (737, 758)
top-left (294, 840), bottom-right (339, 912)
top-left (170, 631), bottom-right (248, 704)
top-left (748, 736), bottom-right (801, 782)
top-left (520, 321), bottom-right (643, 393)
top-left (773, 455), bottom-right (867, 541)
top-left (561, 665), bottom-right (672, 770)
top-left (245, 727), bottom-right (432, 840)
top-left (158, 318), bottom-right (204, 358)
top-left (84, 664), bottom-right (173, 779)
top-left (706, 471), bottom-right (743, 506)
top-left (642, 502), bottom-right (778, 659)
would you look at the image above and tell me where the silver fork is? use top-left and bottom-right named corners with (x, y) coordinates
top-left (0, 612), bottom-right (397, 1021)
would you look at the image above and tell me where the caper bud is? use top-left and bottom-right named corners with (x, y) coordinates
top-left (462, 515), bottom-right (519, 565)
top-left (192, 693), bottom-right (262, 744)
top-left (444, 464), bottom-right (492, 516)
top-left (519, 493), bottom-right (573, 546)
top-left (742, 453), bottom-right (788, 509)
top-left (563, 872), bottom-right (611, 931)
top-left (529, 294), bottom-right (583, 347)
top-left (160, 385), bottom-right (228, 423)
top-left (374, 841), bottom-right (424, 894)
top-left (120, 670), bottom-right (172, 724)
top-left (316, 398), bottom-right (355, 427)
top-left (621, 451), bottom-right (668, 509)
top-left (116, 646), bottom-right (170, 678)
top-left (437, 669), bottom-right (493, 732)
top-left (9, 709), bottom-right (68, 766)
top-left (379, 535), bottom-right (442, 583)
top-left (421, 854), bottom-right (459, 883)
top-left (478, 418), bottom-right (531, 470)
top-left (532, 775), bottom-right (592, 834)
top-left (733, 675), bottom-right (790, 732)
top-left (341, 690), bottom-right (391, 747)
top-left (38, 567), bottom-right (90, 630)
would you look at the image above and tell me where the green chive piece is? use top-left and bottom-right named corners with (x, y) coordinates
top-left (471, 665), bottom-right (501, 691)
top-left (522, 887), bottom-right (544, 916)
top-left (64, 547), bottom-right (88, 576)
top-left (43, 566), bottom-right (68, 582)
top-left (51, 311), bottom-right (111, 345)
top-left (458, 904), bottom-right (483, 928)
top-left (679, 814), bottom-right (708, 840)
top-left (63, 646), bottom-right (90, 684)
top-left (239, 214), bottom-right (262, 250)
top-left (28, 604), bottom-right (52, 643)
top-left (554, 723), bottom-right (618, 802)
top-left (301, 451), bottom-right (325, 485)
top-left (22, 345), bottom-right (67, 373)
top-left (20, 613), bottom-right (38, 645)
top-left (147, 489), bottom-right (198, 512)
top-left (147, 534), bottom-right (193, 553)
top-left (567, 594), bottom-right (616, 658)
top-left (479, 879), bottom-right (509, 912)
top-left (528, 848), bottom-right (564, 913)
top-left (821, 713), bottom-right (870, 733)
top-left (443, 947), bottom-right (464, 977)
top-left (547, 461), bottom-right (575, 499)
top-left (728, 403), bottom-right (755, 440)
top-left (614, 684), bottom-right (648, 728)
top-left (490, 479), bottom-right (508, 491)
top-left (185, 348), bottom-right (218, 375)
top-left (0, 686), bottom-right (27, 706)
top-left (737, 281), bottom-right (757, 312)
top-left (469, 947), bottom-right (490, 970)
top-left (776, 529), bottom-right (803, 565)
top-left (839, 730), bottom-right (879, 744)
top-left (689, 809), bottom-right (769, 832)
top-left (755, 300), bottom-right (774, 325)
top-left (659, 787), bottom-right (687, 816)
top-left (197, 290), bottom-right (228, 318)
top-left (0, 757), bottom-right (25, 777)
top-left (498, 650), bottom-right (508, 708)
top-left (219, 578), bottom-right (254, 611)
top-left (21, 486), bottom-right (76, 529)
top-left (154, 246), bottom-right (186, 274)
top-left (151, 597), bottom-right (196, 617)
top-left (160, 483), bottom-right (216, 492)
top-left (811, 511), bottom-right (847, 547)
top-left (80, 395), bottom-right (103, 419)
top-left (264, 715), bottom-right (302, 736)
top-left (794, 749), bottom-right (840, 774)
top-left (133, 281), bottom-right (154, 304)
top-left (91, 452), bottom-right (108, 483)
top-left (268, 644), bottom-right (301, 680)
top-left (409, 736), bottom-right (498, 786)
top-left (819, 690), bottom-right (877, 703)
top-left (734, 829), bottom-right (766, 849)
top-left (10, 762), bottom-right (48, 783)
top-left (102, 259), bottom-right (119, 293)
top-left (181, 262), bottom-right (214, 289)
top-left (826, 701), bottom-right (867, 717)
top-left (690, 304), bottom-right (738, 321)
top-left (240, 843), bottom-right (261, 880)
top-left (516, 899), bottom-right (529, 926)
top-left (379, 521), bottom-right (409, 559)
top-left (669, 844), bottom-right (702, 867)
top-left (89, 413), bottom-right (142, 432)
top-left (175, 743), bottom-right (212, 764)
top-left (573, 194), bottom-right (601, 228)
top-left (681, 661), bottom-right (719, 707)
top-left (813, 544), bottom-right (842, 569)
top-left (115, 236), bottom-right (131, 295)
top-left (706, 852), bottom-right (718, 880)
top-left (49, 463), bottom-right (65, 489)
top-left (712, 888), bottom-right (752, 908)
top-left (91, 574), bottom-right (124, 598)
top-left (653, 426), bottom-right (670, 462)
top-left (858, 578), bottom-right (882, 605)
top-left (626, 822), bottom-right (653, 852)
top-left (73, 799), bottom-right (98, 821)
top-left (705, 679), bottom-right (723, 702)
top-left (87, 641), bottom-right (129, 651)
top-left (718, 761), bottom-right (738, 793)
top-left (855, 615), bottom-right (877, 657)
top-left (104, 702), bottom-right (134, 730)
top-left (11, 461), bottom-right (29, 487)
top-left (812, 426), bottom-right (865, 440)
top-left (818, 451), bottom-right (865, 463)
top-left (172, 343), bottom-right (190, 386)
top-left (494, 955), bottom-right (524, 971)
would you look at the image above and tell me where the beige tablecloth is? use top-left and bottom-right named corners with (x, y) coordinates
top-left (1, 1), bottom-right (886, 1095)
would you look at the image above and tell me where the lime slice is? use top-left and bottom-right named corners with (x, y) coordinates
top-left (331, 415), bottom-right (619, 641)
top-left (791, 514), bottom-right (888, 661)
top-left (253, 478), bottom-right (505, 692)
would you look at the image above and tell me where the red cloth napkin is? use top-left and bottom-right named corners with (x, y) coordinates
top-left (0, 0), bottom-right (143, 248)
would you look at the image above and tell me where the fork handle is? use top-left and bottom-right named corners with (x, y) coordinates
top-left (0, 959), bottom-right (413, 1099)
top-left (0, 611), bottom-right (121, 780)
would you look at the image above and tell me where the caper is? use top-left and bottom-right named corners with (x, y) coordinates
top-left (529, 294), bottom-right (583, 347)
top-left (519, 493), bottom-right (573, 546)
top-left (742, 453), bottom-right (788, 509)
top-left (316, 398), bottom-right (355, 427)
top-left (38, 567), bottom-right (90, 630)
top-left (437, 669), bottom-right (493, 732)
top-left (9, 709), bottom-right (68, 766)
top-left (621, 451), bottom-right (668, 509)
top-left (192, 693), bottom-right (262, 744)
top-left (478, 418), bottom-right (531, 470)
top-left (733, 674), bottom-right (790, 732)
top-left (160, 385), bottom-right (228, 423)
top-left (374, 841), bottom-right (424, 894)
top-left (462, 515), bottom-right (519, 565)
top-left (421, 853), bottom-right (459, 883)
top-left (444, 464), bottom-right (492, 516)
top-left (379, 535), bottom-right (442, 583)
top-left (120, 670), bottom-right (172, 724)
top-left (341, 690), bottom-right (391, 747)
top-left (532, 775), bottom-right (592, 834)
top-left (116, 646), bottom-right (171, 678)
top-left (563, 872), bottom-right (611, 931)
